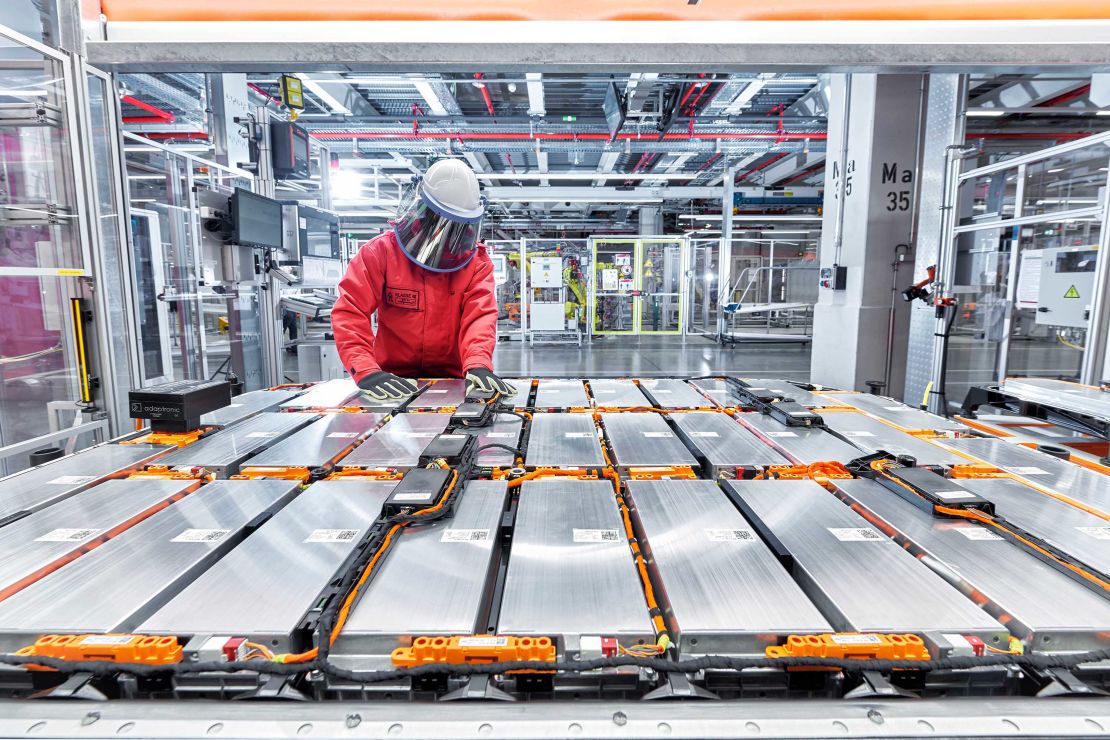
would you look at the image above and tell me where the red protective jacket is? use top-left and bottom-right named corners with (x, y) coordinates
top-left (332, 231), bottom-right (497, 384)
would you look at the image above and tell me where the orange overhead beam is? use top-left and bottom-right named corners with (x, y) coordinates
top-left (99, 0), bottom-right (1110, 22)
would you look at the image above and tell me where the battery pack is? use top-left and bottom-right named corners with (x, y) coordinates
top-left (382, 467), bottom-right (453, 517)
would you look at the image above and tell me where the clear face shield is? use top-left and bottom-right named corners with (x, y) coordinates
top-left (392, 179), bottom-right (486, 272)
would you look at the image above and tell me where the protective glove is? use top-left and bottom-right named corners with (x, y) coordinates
top-left (358, 371), bottom-right (419, 401)
top-left (465, 367), bottom-right (517, 397)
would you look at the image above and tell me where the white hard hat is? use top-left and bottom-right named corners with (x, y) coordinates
top-left (420, 158), bottom-right (483, 220)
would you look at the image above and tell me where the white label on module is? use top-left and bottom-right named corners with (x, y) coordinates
top-left (459, 636), bottom-right (508, 647)
top-left (392, 492), bottom-right (432, 502)
top-left (327, 432), bottom-right (359, 438)
top-left (485, 432), bottom-right (517, 438)
top-left (953, 527), bottom-right (1003, 541)
top-left (246, 431), bottom-right (278, 438)
top-left (304, 529), bottom-right (360, 543)
top-left (36, 528), bottom-right (101, 542)
top-left (440, 434), bottom-right (466, 439)
top-left (46, 475), bottom-right (97, 485)
top-left (652, 389), bottom-right (672, 394)
top-left (842, 431), bottom-right (876, 437)
top-left (766, 431), bottom-right (798, 438)
top-left (691, 431), bottom-right (719, 437)
top-left (227, 403), bottom-right (243, 408)
top-left (564, 432), bottom-right (593, 438)
top-left (705, 529), bottom-right (755, 542)
top-left (643, 431), bottom-right (673, 438)
top-left (595, 389), bottom-right (616, 393)
top-left (80, 635), bottom-right (134, 646)
top-left (884, 406), bottom-right (905, 411)
top-left (937, 490), bottom-right (975, 499)
top-left (423, 389), bottom-right (448, 394)
top-left (1077, 526), bottom-right (1110, 540)
top-left (828, 527), bottom-right (883, 542)
top-left (441, 529), bottom-right (490, 542)
top-left (830, 634), bottom-right (883, 645)
top-left (171, 529), bottom-right (231, 543)
top-left (402, 432), bottom-right (437, 438)
top-left (573, 528), bottom-right (620, 543)
top-left (1012, 466), bottom-right (1049, 475)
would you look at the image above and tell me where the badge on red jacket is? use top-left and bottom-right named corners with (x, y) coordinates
top-left (385, 287), bottom-right (421, 310)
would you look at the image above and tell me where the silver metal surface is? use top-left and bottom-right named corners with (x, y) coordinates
top-left (740, 378), bottom-right (830, 408)
top-left (534, 379), bottom-right (590, 409)
top-left (837, 478), bottom-right (1110, 653)
top-left (244, 412), bottom-right (385, 469)
top-left (279, 378), bottom-right (361, 410)
top-left (199, 389), bottom-right (302, 427)
top-left (1001, 378), bottom-right (1110, 422)
top-left (504, 378), bottom-right (534, 409)
top-left (498, 479), bottom-right (653, 649)
top-left (139, 479), bottom-right (398, 650)
top-left (670, 412), bottom-right (788, 475)
top-left (155, 412), bottom-right (318, 477)
top-left (687, 378), bottom-right (738, 407)
top-left (818, 411), bottom-right (970, 467)
top-left (725, 480), bottom-right (1008, 642)
top-left (524, 413), bottom-right (605, 468)
top-left (465, 413), bottom-right (523, 467)
top-left (818, 392), bottom-right (969, 432)
top-left (408, 379), bottom-right (469, 410)
top-left (334, 481), bottom-right (507, 659)
top-left (0, 478), bottom-right (199, 604)
top-left (629, 480), bottom-right (830, 655)
top-left (638, 378), bottom-right (715, 409)
top-left (937, 437), bottom-right (1110, 512)
top-left (959, 477), bottom-right (1110, 578)
top-left (339, 413), bottom-right (451, 470)
top-left (599, 413), bottom-right (698, 470)
top-left (588, 378), bottom-right (649, 408)
top-left (735, 412), bottom-right (863, 464)
top-left (0, 480), bottom-right (299, 649)
top-left (0, 443), bottom-right (171, 523)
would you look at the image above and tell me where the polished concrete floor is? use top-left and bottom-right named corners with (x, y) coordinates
top-left (492, 335), bottom-right (813, 379)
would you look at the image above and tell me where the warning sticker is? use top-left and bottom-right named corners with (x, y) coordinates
top-left (1011, 466), bottom-right (1049, 476)
top-left (827, 527), bottom-right (884, 542)
top-left (327, 432), bottom-right (360, 439)
top-left (705, 529), bottom-right (755, 542)
top-left (80, 635), bottom-right (135, 646)
top-left (643, 431), bottom-right (674, 438)
top-left (1076, 527), bottom-right (1110, 540)
top-left (459, 636), bottom-right (508, 648)
top-left (304, 529), bottom-right (360, 543)
top-left (246, 431), bottom-right (279, 438)
top-left (830, 634), bottom-right (883, 646)
top-left (36, 528), bottom-right (101, 543)
top-left (1064, 284), bottom-right (1081, 299)
top-left (573, 528), bottom-right (621, 543)
top-left (564, 432), bottom-right (593, 438)
top-left (766, 431), bottom-right (798, 438)
top-left (46, 475), bottom-right (97, 486)
top-left (691, 431), bottom-right (720, 438)
top-left (441, 529), bottom-right (490, 542)
top-left (952, 527), bottom-right (1003, 541)
top-left (171, 529), bottom-right (231, 543)
top-left (391, 492), bottom-right (432, 502)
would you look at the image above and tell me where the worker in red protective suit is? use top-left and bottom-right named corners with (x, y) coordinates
top-left (332, 159), bottom-right (516, 401)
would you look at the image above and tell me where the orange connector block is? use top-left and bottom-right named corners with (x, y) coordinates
top-left (128, 465), bottom-right (211, 482)
top-left (17, 634), bottom-right (182, 669)
top-left (948, 463), bottom-right (1006, 479)
top-left (122, 428), bottom-right (211, 448)
top-left (391, 635), bottom-right (555, 668)
top-left (626, 466), bottom-right (698, 481)
top-left (766, 633), bottom-right (930, 661)
top-left (236, 466), bottom-right (312, 482)
top-left (766, 462), bottom-right (852, 481)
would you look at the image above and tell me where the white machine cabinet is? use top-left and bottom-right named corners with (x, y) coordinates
top-left (1035, 246), bottom-right (1098, 329)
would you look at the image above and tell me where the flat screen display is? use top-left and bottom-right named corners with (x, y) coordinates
top-left (232, 188), bottom-right (283, 249)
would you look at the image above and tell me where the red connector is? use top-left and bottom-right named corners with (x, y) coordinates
top-left (222, 637), bottom-right (246, 662)
top-left (964, 635), bottom-right (985, 657)
top-left (601, 637), bottom-right (619, 658)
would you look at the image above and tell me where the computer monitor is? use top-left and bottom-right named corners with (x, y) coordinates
top-left (231, 188), bottom-right (284, 249)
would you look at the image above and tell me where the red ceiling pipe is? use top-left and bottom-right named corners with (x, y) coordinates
top-left (247, 81), bottom-right (284, 109)
top-left (474, 73), bottom-right (496, 116)
top-left (737, 152), bottom-right (789, 182)
top-left (311, 130), bottom-right (826, 141)
top-left (695, 152), bottom-right (723, 172)
top-left (685, 81), bottom-right (713, 115)
top-left (777, 162), bottom-right (826, 186)
top-left (1034, 83), bottom-right (1092, 108)
top-left (141, 132), bottom-right (210, 140)
top-left (121, 95), bottom-right (175, 124)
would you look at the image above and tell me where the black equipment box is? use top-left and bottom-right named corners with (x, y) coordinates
top-left (129, 380), bottom-right (232, 433)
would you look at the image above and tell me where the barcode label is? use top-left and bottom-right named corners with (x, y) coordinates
top-left (327, 432), bottom-right (359, 438)
top-left (705, 529), bottom-right (755, 542)
top-left (485, 432), bottom-right (517, 439)
top-left (171, 529), bottom-right (231, 543)
top-left (36, 528), bottom-right (101, 543)
top-left (937, 490), bottom-right (975, 499)
top-left (841, 431), bottom-right (876, 438)
top-left (1077, 526), bottom-right (1110, 540)
top-left (573, 528), bottom-right (620, 543)
top-left (953, 527), bottom-right (1003, 541)
top-left (459, 636), bottom-right (508, 647)
top-left (46, 475), bottom-right (97, 486)
top-left (691, 431), bottom-right (719, 437)
top-left (1011, 466), bottom-right (1049, 476)
top-left (564, 432), bottom-right (593, 438)
top-left (304, 529), bottom-right (360, 543)
top-left (766, 431), bottom-right (798, 438)
top-left (828, 527), bottom-right (883, 542)
top-left (441, 529), bottom-right (490, 542)
top-left (246, 431), bottom-right (278, 438)
top-left (594, 389), bottom-right (616, 393)
top-left (392, 492), bottom-right (432, 502)
top-left (830, 634), bottom-right (883, 645)
top-left (80, 635), bottom-right (134, 646)
top-left (643, 431), bottom-right (673, 438)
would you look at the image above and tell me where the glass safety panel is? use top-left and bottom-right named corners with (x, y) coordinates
top-left (638, 239), bottom-right (684, 334)
top-left (484, 239), bottom-right (525, 340)
top-left (592, 239), bottom-right (638, 335)
top-left (1023, 149), bottom-right (1108, 218)
top-left (687, 239), bottom-right (718, 335)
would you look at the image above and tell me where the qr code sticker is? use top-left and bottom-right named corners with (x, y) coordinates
top-left (705, 529), bottom-right (755, 542)
top-left (304, 529), bottom-right (360, 543)
top-left (441, 529), bottom-right (490, 542)
top-left (573, 529), bottom-right (620, 543)
top-left (35, 528), bottom-right (101, 542)
top-left (827, 527), bottom-right (883, 542)
top-left (171, 529), bottom-right (231, 543)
